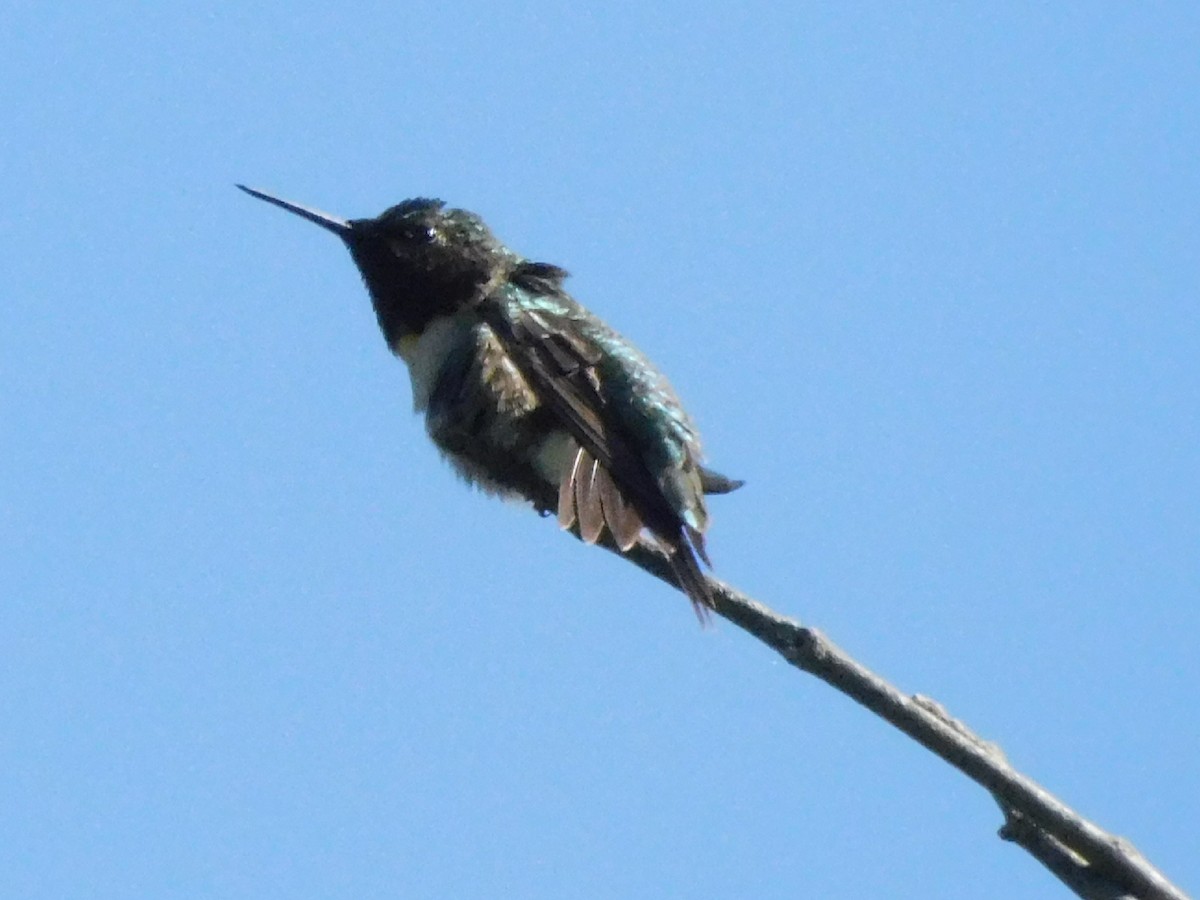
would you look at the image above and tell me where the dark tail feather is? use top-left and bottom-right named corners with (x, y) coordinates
top-left (669, 541), bottom-right (716, 624)
top-left (699, 466), bottom-right (745, 495)
top-left (687, 525), bottom-right (712, 567)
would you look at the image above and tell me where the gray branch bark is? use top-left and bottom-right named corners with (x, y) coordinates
top-left (598, 536), bottom-right (1190, 900)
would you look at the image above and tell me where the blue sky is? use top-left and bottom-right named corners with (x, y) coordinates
top-left (3, 4), bottom-right (1197, 898)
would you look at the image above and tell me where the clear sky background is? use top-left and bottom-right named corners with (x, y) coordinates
top-left (3, 4), bottom-right (1197, 898)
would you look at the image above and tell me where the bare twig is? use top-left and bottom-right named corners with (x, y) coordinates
top-left (598, 536), bottom-right (1190, 900)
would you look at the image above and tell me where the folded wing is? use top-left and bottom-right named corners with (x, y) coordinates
top-left (479, 277), bottom-right (717, 619)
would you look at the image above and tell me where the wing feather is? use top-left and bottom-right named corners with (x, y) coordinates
top-left (575, 453), bottom-right (605, 544)
top-left (557, 447), bottom-right (583, 530)
top-left (595, 464), bottom-right (643, 552)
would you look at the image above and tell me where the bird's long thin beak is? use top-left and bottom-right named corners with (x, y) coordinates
top-left (236, 185), bottom-right (352, 238)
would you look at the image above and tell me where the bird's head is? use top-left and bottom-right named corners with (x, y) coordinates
top-left (239, 185), bottom-right (512, 345)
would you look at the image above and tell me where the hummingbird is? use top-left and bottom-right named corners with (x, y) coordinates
top-left (238, 185), bottom-right (742, 620)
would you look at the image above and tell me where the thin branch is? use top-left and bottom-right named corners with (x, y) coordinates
top-left (597, 536), bottom-right (1190, 900)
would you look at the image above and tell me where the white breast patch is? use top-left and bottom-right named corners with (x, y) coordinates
top-left (391, 316), bottom-right (469, 412)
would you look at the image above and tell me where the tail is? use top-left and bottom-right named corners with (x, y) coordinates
top-left (668, 538), bottom-right (717, 625)
top-left (559, 446), bottom-right (720, 623)
top-left (699, 466), bottom-right (745, 495)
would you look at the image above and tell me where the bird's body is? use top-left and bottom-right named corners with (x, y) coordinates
top-left (396, 303), bottom-right (563, 512)
top-left (239, 187), bottom-right (740, 619)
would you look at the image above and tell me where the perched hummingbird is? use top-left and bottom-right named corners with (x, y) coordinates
top-left (238, 186), bottom-right (742, 619)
